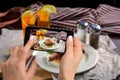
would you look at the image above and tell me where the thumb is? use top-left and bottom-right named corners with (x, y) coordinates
top-left (65, 35), bottom-right (73, 54)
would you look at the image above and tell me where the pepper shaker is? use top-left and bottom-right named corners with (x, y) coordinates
top-left (75, 20), bottom-right (89, 43)
top-left (90, 23), bottom-right (101, 49)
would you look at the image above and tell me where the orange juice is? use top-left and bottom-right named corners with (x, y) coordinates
top-left (36, 4), bottom-right (57, 28)
top-left (41, 30), bottom-right (47, 40)
top-left (37, 11), bottom-right (50, 28)
top-left (21, 10), bottom-right (35, 36)
top-left (36, 30), bottom-right (41, 41)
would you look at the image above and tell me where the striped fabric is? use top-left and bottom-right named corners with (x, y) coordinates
top-left (0, 3), bottom-right (120, 35)
top-left (50, 7), bottom-right (96, 29)
top-left (96, 4), bottom-right (120, 34)
top-left (0, 7), bottom-right (22, 29)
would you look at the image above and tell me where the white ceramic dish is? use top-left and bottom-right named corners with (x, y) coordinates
top-left (36, 44), bottom-right (99, 74)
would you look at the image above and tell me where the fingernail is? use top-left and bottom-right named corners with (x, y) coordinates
top-left (68, 35), bottom-right (73, 41)
top-left (30, 35), bottom-right (34, 40)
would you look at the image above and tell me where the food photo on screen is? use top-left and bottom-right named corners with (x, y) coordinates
top-left (29, 29), bottom-right (68, 53)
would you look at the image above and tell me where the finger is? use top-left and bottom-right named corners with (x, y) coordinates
top-left (74, 36), bottom-right (83, 50)
top-left (17, 47), bottom-right (29, 65)
top-left (49, 53), bottom-right (63, 61)
top-left (9, 47), bottom-right (23, 64)
top-left (11, 47), bottom-right (21, 59)
top-left (27, 59), bottom-right (37, 79)
top-left (7, 46), bottom-right (22, 64)
top-left (73, 36), bottom-right (83, 59)
top-left (65, 35), bottom-right (73, 54)
top-left (24, 35), bottom-right (35, 52)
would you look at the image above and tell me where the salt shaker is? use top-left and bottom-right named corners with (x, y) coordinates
top-left (75, 20), bottom-right (89, 43)
top-left (90, 23), bottom-right (101, 49)
top-left (85, 26), bottom-right (91, 45)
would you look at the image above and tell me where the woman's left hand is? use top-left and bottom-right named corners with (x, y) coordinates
top-left (2, 36), bottom-right (37, 80)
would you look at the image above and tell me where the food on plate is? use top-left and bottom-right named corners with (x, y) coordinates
top-left (49, 59), bottom-right (60, 67)
top-left (33, 43), bottom-right (43, 50)
top-left (44, 39), bottom-right (55, 47)
top-left (53, 59), bottom-right (60, 64)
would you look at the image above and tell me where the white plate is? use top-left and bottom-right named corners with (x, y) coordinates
top-left (39, 40), bottom-right (59, 50)
top-left (36, 44), bottom-right (99, 74)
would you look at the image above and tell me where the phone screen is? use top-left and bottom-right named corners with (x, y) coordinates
top-left (24, 26), bottom-right (74, 53)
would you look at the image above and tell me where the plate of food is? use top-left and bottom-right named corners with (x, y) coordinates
top-left (39, 38), bottom-right (59, 50)
top-left (36, 44), bottom-right (99, 74)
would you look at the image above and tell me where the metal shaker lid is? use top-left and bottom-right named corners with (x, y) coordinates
top-left (91, 23), bottom-right (101, 33)
top-left (76, 20), bottom-right (89, 29)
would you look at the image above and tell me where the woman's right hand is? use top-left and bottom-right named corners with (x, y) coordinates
top-left (58, 35), bottom-right (83, 80)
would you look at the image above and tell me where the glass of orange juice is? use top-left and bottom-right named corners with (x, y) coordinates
top-left (37, 10), bottom-right (50, 28)
top-left (21, 10), bottom-right (36, 37)
top-left (36, 30), bottom-right (41, 41)
top-left (37, 5), bottom-right (57, 28)
top-left (41, 30), bottom-right (47, 40)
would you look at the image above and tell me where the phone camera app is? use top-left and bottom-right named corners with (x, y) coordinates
top-left (30, 29), bottom-right (68, 53)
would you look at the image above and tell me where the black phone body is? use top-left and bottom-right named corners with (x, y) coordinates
top-left (24, 26), bottom-right (74, 53)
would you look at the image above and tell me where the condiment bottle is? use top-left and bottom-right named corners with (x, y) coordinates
top-left (75, 20), bottom-right (89, 43)
top-left (90, 23), bottom-right (101, 49)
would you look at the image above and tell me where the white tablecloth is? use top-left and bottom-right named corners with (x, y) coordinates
top-left (0, 28), bottom-right (120, 80)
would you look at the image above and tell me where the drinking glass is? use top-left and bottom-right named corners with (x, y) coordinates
top-left (36, 30), bottom-right (41, 41)
top-left (21, 9), bottom-right (36, 37)
top-left (37, 10), bottom-right (50, 28)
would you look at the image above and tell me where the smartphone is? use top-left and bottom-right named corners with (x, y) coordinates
top-left (24, 26), bottom-right (74, 53)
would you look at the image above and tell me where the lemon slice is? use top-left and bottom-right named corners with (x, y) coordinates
top-left (21, 10), bottom-right (34, 17)
top-left (39, 4), bottom-right (57, 13)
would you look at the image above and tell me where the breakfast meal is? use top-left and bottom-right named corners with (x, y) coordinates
top-left (44, 39), bottom-right (55, 47)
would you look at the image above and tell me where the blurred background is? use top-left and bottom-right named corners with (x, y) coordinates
top-left (0, 0), bottom-right (120, 11)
